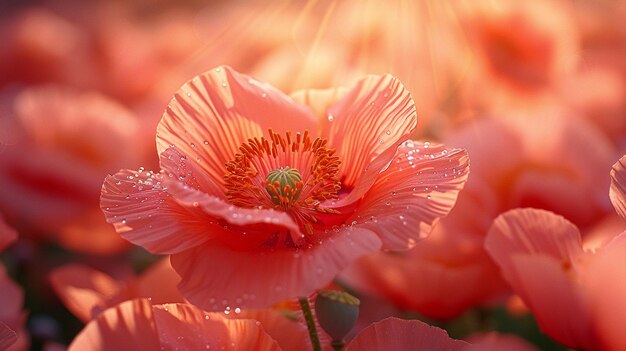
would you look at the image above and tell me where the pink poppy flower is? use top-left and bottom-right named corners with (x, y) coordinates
top-left (101, 66), bottom-right (470, 310)
top-left (50, 258), bottom-right (184, 323)
top-left (457, 0), bottom-right (579, 109)
top-left (68, 298), bottom-right (281, 351)
top-left (484, 156), bottom-right (626, 351)
top-left (0, 85), bottom-right (145, 254)
top-left (342, 111), bottom-right (614, 320)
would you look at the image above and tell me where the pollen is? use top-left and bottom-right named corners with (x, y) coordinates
top-left (224, 129), bottom-right (341, 234)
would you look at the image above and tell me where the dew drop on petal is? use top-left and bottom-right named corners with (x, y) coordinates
top-left (327, 114), bottom-right (334, 122)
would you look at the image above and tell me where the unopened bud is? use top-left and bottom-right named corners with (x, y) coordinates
top-left (315, 290), bottom-right (360, 341)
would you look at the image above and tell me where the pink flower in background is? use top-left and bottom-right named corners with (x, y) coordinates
top-left (484, 156), bottom-right (626, 349)
top-left (342, 111), bottom-right (615, 320)
top-left (457, 0), bottom-right (579, 109)
top-left (49, 259), bottom-right (184, 323)
top-left (0, 85), bottom-right (146, 254)
top-left (101, 65), bottom-right (469, 310)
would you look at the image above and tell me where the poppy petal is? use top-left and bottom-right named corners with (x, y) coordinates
top-left (153, 304), bottom-right (281, 351)
top-left (68, 299), bottom-right (160, 351)
top-left (345, 317), bottom-right (469, 350)
top-left (171, 227), bottom-right (382, 310)
top-left (157, 65), bottom-right (318, 196)
top-left (354, 141), bottom-right (470, 250)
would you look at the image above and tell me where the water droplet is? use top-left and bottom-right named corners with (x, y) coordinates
top-left (192, 202), bottom-right (199, 207)
top-left (121, 218), bottom-right (127, 224)
top-left (234, 307), bottom-right (241, 314)
top-left (327, 114), bottom-right (334, 122)
top-left (424, 142), bottom-right (430, 148)
top-left (221, 82), bottom-right (227, 88)
top-left (190, 143), bottom-right (196, 148)
top-left (204, 314), bottom-right (210, 320)
top-left (216, 67), bottom-right (222, 72)
top-left (186, 92), bottom-right (191, 97)
top-left (391, 191), bottom-right (397, 196)
top-left (203, 140), bottom-right (209, 145)
top-left (379, 139), bottom-right (384, 144)
top-left (261, 92), bottom-right (267, 98)
top-left (385, 201), bottom-right (391, 206)
top-left (426, 195), bottom-right (431, 200)
top-left (386, 130), bottom-right (391, 135)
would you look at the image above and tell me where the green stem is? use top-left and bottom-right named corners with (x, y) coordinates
top-left (299, 297), bottom-right (322, 351)
top-left (332, 339), bottom-right (345, 351)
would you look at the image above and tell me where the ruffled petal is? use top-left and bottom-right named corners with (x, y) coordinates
top-left (68, 299), bottom-right (160, 351)
top-left (345, 318), bottom-right (469, 351)
top-left (165, 180), bottom-right (305, 247)
top-left (296, 74), bottom-right (417, 207)
top-left (49, 264), bottom-right (122, 322)
top-left (157, 65), bottom-right (317, 196)
top-left (0, 322), bottom-right (17, 351)
top-left (171, 227), bottom-right (382, 310)
top-left (100, 168), bottom-right (220, 254)
top-left (484, 208), bottom-right (585, 266)
top-left (152, 304), bottom-right (281, 351)
top-left (610, 155), bottom-right (626, 222)
top-left (353, 141), bottom-right (469, 250)
top-left (0, 215), bottom-right (17, 252)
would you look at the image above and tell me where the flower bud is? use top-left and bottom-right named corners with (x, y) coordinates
top-left (315, 290), bottom-right (360, 341)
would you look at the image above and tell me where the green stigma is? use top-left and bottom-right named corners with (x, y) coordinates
top-left (265, 167), bottom-right (303, 206)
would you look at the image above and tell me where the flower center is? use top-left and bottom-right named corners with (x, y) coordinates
top-left (265, 167), bottom-right (303, 207)
top-left (224, 130), bottom-right (341, 234)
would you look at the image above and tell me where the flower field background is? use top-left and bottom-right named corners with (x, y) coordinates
top-left (0, 0), bottom-right (624, 350)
